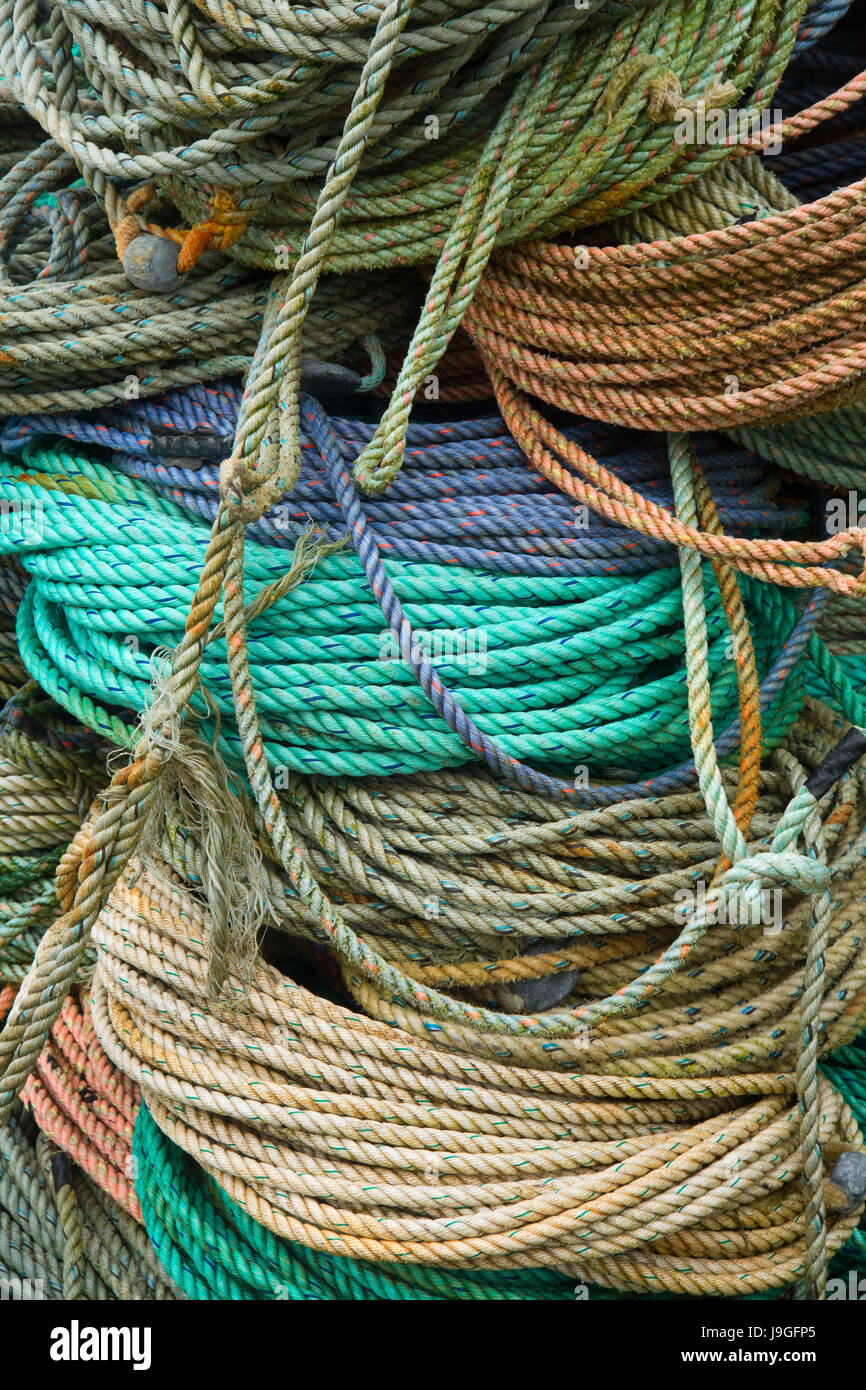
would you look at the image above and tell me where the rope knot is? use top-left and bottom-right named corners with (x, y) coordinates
top-left (596, 52), bottom-right (737, 127)
top-left (653, 76), bottom-right (738, 124)
top-left (219, 454), bottom-right (261, 524)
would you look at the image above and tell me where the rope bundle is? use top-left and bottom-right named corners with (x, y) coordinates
top-left (0, 0), bottom-right (864, 1308)
top-left (0, 974), bottom-right (178, 1299)
top-left (0, 0), bottom-right (815, 519)
top-left (0, 406), bottom-right (832, 782)
top-left (149, 697), bottom-right (862, 1026)
top-left (21, 992), bottom-right (142, 1222)
top-left (0, 1104), bottom-right (181, 1300)
top-left (2, 383), bottom-right (811, 562)
top-left (0, 135), bottom-right (424, 413)
top-left (131, 1023), bottom-right (866, 1301)
top-left (466, 156), bottom-right (866, 439)
top-left (1, 0), bottom-right (806, 273)
top-left (88, 695), bottom-right (866, 1296)
top-left (0, 684), bottom-right (105, 984)
top-left (131, 1100), bottom-right (587, 1301)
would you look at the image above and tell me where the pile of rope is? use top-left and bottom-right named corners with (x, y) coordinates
top-left (464, 158), bottom-right (866, 442)
top-left (0, 134), bottom-right (428, 414)
top-left (143, 694), bottom-right (863, 1026)
top-left (0, 991), bottom-right (180, 1299)
top-left (133, 1099), bottom-right (783, 1301)
top-left (3, 334), bottom-right (866, 1305)
top-left (131, 1020), bottom-right (866, 1301)
top-left (90, 695), bottom-right (866, 1296)
top-left (0, 0), bottom-right (816, 522)
top-left (0, 398), bottom-right (836, 784)
top-left (21, 992), bottom-right (141, 1223)
top-left (2, 0), bottom-right (807, 275)
top-left (1, 0), bottom-right (866, 1310)
top-left (0, 683), bottom-right (105, 985)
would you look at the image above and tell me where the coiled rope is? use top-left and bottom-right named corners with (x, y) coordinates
top-left (21, 992), bottom-right (142, 1222)
top-left (1, 0), bottom-right (804, 271)
top-left (0, 684), bottom-right (105, 984)
top-left (0, 0), bottom-right (813, 507)
top-left (0, 1), bottom-right (862, 1307)
top-left (145, 695), bottom-right (861, 1028)
top-left (0, 989), bottom-right (178, 1299)
top-left (794, 0), bottom-right (854, 54)
top-left (0, 136), bottom-right (419, 413)
top-left (88, 695), bottom-right (866, 1295)
top-left (465, 158), bottom-right (866, 439)
top-left (0, 1102), bottom-right (181, 1300)
top-left (0, 403), bottom-right (844, 786)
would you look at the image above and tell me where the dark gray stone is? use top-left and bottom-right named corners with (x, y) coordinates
top-left (511, 939), bottom-right (579, 1013)
top-left (123, 234), bottom-right (185, 293)
top-left (829, 1150), bottom-right (866, 1212)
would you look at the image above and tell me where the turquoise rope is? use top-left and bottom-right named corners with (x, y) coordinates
top-left (0, 443), bottom-right (829, 780)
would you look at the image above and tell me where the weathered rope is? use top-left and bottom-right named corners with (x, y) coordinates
top-left (1, 384), bottom-right (810, 568)
top-left (0, 0), bottom-right (812, 506)
top-left (0, 684), bottom-right (106, 984)
top-left (0, 5), bottom-right (860, 1308)
top-left (0, 409), bottom-right (834, 786)
top-left (0, 975), bottom-right (177, 1303)
top-left (0, 1102), bottom-right (182, 1300)
top-left (87, 695), bottom-right (866, 1294)
top-left (149, 697), bottom-right (863, 1033)
top-left (126, 1098), bottom-right (788, 1301)
top-left (21, 991), bottom-right (142, 1222)
top-left (0, 136), bottom-right (420, 414)
top-left (794, 0), bottom-right (854, 54)
top-left (132, 1101), bottom-right (587, 1301)
top-left (1, 0), bottom-right (804, 273)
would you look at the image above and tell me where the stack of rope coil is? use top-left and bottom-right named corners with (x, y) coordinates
top-left (0, 397), bottom-right (836, 784)
top-left (1, 0), bottom-right (866, 1310)
top-left (0, 0), bottom-right (814, 516)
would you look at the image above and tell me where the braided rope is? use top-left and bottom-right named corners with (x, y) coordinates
top-left (21, 992), bottom-right (142, 1221)
top-left (0, 410), bottom-right (829, 788)
top-left (86, 698), bottom-right (866, 1294)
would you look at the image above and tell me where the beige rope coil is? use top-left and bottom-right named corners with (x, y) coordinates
top-left (88, 698), bottom-right (866, 1296)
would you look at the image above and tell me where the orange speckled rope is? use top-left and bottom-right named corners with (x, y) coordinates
top-left (21, 992), bottom-right (141, 1221)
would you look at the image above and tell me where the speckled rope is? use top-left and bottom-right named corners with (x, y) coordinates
top-left (21, 991), bottom-right (142, 1221)
top-left (1, 0), bottom-right (812, 498)
top-left (0, 684), bottom-right (106, 985)
top-left (87, 695), bottom-right (866, 1294)
top-left (0, 416), bottom-right (827, 786)
top-left (0, 135), bottom-right (422, 415)
top-left (0, 987), bottom-right (179, 1307)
